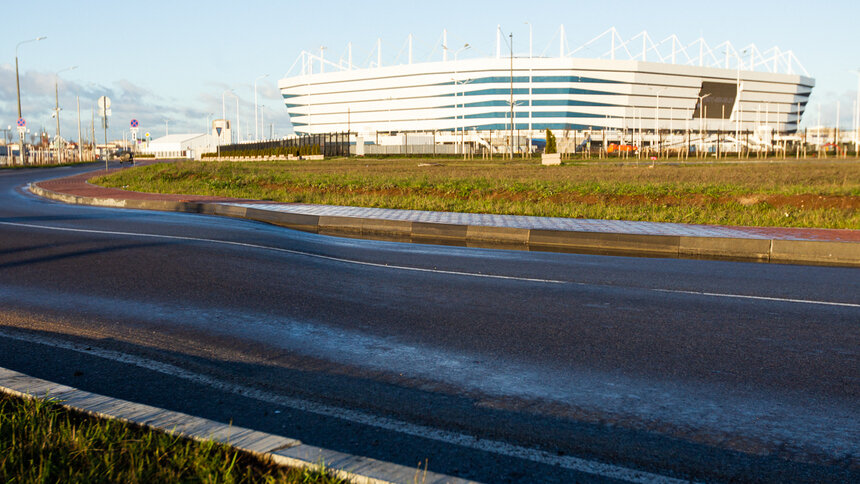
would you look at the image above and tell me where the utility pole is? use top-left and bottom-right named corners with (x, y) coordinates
top-left (15, 36), bottom-right (47, 166)
top-left (91, 107), bottom-right (95, 160)
top-left (254, 74), bottom-right (269, 141)
top-left (54, 66), bottom-right (77, 164)
top-left (509, 32), bottom-right (514, 160)
top-left (77, 96), bottom-right (82, 162)
top-left (855, 69), bottom-right (860, 155)
top-left (103, 105), bottom-right (108, 171)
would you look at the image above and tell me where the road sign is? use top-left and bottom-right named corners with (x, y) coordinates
top-left (216, 127), bottom-right (222, 136)
top-left (98, 96), bottom-right (111, 110)
top-left (130, 119), bottom-right (138, 128)
top-left (145, 132), bottom-right (150, 138)
top-left (16, 118), bottom-right (26, 127)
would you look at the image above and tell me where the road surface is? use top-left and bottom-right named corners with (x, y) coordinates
top-left (1, 163), bottom-right (858, 483)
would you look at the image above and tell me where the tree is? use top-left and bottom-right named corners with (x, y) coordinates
top-left (545, 128), bottom-right (557, 154)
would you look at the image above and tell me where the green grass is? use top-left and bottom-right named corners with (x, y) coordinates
top-left (0, 392), bottom-right (345, 483)
top-left (91, 158), bottom-right (860, 229)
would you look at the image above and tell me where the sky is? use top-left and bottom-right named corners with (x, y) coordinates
top-left (2, 0), bottom-right (859, 143)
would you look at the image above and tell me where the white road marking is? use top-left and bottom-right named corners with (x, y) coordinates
top-left (0, 328), bottom-right (691, 484)
top-left (0, 221), bottom-right (566, 285)
top-left (653, 288), bottom-right (860, 309)
top-left (2, 220), bottom-right (857, 308)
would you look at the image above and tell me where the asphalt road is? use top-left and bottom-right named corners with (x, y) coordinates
top-left (1, 163), bottom-right (858, 483)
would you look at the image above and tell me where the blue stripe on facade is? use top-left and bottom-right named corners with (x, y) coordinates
top-left (532, 99), bottom-right (616, 107)
top-left (463, 123), bottom-right (601, 131)
top-left (463, 111), bottom-right (614, 120)
top-left (532, 87), bottom-right (616, 95)
top-left (458, 100), bottom-right (618, 108)
top-left (463, 88), bottom-right (531, 96)
top-left (462, 87), bottom-right (617, 97)
top-left (531, 111), bottom-right (609, 119)
top-left (447, 75), bottom-right (620, 85)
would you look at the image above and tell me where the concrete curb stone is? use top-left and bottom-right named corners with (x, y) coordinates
top-left (0, 367), bottom-right (474, 484)
top-left (28, 182), bottom-right (860, 267)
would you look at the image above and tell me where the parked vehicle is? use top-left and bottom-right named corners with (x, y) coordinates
top-left (110, 149), bottom-right (134, 164)
top-left (607, 143), bottom-right (637, 153)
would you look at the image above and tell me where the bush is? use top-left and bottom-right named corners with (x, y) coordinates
top-left (545, 129), bottom-right (557, 154)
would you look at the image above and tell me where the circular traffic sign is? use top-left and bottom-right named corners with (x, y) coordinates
top-left (130, 119), bottom-right (138, 128)
top-left (16, 118), bottom-right (26, 127)
top-left (98, 96), bottom-right (111, 110)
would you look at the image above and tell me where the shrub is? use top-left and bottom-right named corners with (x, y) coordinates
top-left (545, 129), bottom-right (557, 154)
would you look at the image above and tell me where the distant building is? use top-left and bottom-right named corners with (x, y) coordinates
top-left (279, 27), bottom-right (814, 153)
top-left (141, 133), bottom-right (216, 159)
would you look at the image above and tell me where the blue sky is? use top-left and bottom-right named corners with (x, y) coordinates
top-left (2, 0), bottom-right (858, 142)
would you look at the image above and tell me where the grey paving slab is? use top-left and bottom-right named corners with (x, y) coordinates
top-left (228, 202), bottom-right (848, 241)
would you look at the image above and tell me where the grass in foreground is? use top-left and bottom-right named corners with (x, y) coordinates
top-left (0, 392), bottom-right (345, 483)
top-left (92, 158), bottom-right (860, 229)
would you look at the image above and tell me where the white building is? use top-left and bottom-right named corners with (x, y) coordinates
top-left (279, 27), bottom-right (814, 146)
top-left (141, 133), bottom-right (216, 159)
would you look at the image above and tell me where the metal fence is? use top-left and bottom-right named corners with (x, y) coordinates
top-left (220, 133), bottom-right (350, 157)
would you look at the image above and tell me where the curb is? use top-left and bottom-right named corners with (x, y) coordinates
top-left (28, 183), bottom-right (860, 267)
top-left (0, 367), bottom-right (473, 484)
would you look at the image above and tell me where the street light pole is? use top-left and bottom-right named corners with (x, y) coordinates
top-left (448, 43), bottom-right (470, 156)
top-left (732, 49), bottom-right (747, 157)
top-left (650, 87), bottom-right (667, 158)
top-left (656, 91), bottom-right (660, 158)
top-left (525, 21), bottom-right (533, 157)
top-left (698, 93), bottom-right (711, 158)
top-left (54, 66), bottom-right (77, 164)
top-left (855, 69), bottom-right (860, 155)
top-left (509, 32), bottom-right (514, 159)
top-left (15, 36), bottom-right (47, 166)
top-left (77, 96), bottom-right (83, 162)
top-left (222, 89), bottom-right (234, 143)
top-left (260, 105), bottom-right (265, 140)
top-left (254, 74), bottom-right (269, 141)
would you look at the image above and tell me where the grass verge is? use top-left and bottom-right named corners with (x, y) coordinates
top-left (0, 392), bottom-right (345, 483)
top-left (92, 158), bottom-right (860, 229)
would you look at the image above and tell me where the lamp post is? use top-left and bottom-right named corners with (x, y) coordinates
top-left (222, 89), bottom-right (235, 143)
top-left (650, 86), bottom-right (667, 158)
top-left (234, 94), bottom-right (240, 144)
top-left (15, 36), bottom-right (47, 166)
top-left (730, 49), bottom-right (748, 156)
top-left (447, 43), bottom-right (470, 155)
top-left (77, 97), bottom-right (83, 162)
top-left (855, 69), bottom-right (860, 155)
top-left (254, 74), bottom-right (269, 141)
top-left (260, 105), bottom-right (265, 140)
top-left (509, 32), bottom-right (514, 159)
top-left (1, 126), bottom-right (10, 165)
top-left (54, 66), bottom-right (77, 164)
top-left (525, 21), bottom-right (533, 156)
top-left (697, 93), bottom-right (711, 158)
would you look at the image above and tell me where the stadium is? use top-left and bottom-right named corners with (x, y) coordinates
top-left (278, 27), bottom-right (815, 154)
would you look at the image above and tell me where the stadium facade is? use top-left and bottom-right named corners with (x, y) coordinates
top-left (278, 28), bottom-right (814, 145)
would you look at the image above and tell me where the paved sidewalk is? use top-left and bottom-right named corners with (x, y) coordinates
top-left (31, 169), bottom-right (860, 266)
